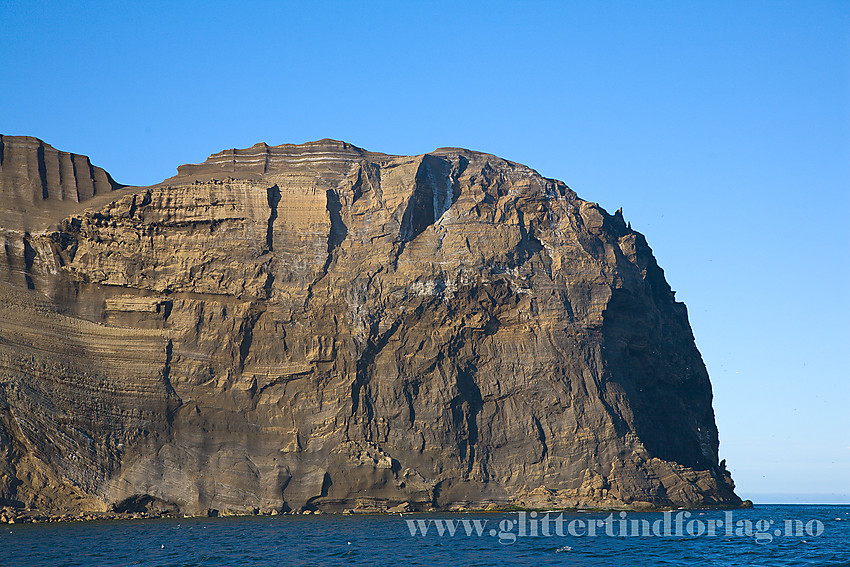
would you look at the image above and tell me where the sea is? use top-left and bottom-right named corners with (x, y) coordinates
top-left (1, 505), bottom-right (847, 566)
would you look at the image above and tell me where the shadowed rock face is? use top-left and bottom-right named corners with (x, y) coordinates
top-left (0, 136), bottom-right (740, 515)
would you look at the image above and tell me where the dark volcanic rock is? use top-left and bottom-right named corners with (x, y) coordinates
top-left (0, 135), bottom-right (740, 516)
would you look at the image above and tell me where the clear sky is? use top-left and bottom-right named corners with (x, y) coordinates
top-left (2, 1), bottom-right (848, 503)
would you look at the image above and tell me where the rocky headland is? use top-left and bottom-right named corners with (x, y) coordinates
top-left (0, 134), bottom-right (741, 521)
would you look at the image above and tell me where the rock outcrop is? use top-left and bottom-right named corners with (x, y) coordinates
top-left (0, 135), bottom-right (740, 516)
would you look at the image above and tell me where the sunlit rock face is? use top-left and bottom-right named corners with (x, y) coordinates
top-left (0, 136), bottom-right (740, 515)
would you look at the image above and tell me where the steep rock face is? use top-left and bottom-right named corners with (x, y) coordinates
top-left (0, 135), bottom-right (121, 232)
top-left (0, 136), bottom-right (740, 515)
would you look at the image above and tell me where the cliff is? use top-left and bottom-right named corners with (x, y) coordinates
top-left (0, 135), bottom-right (740, 516)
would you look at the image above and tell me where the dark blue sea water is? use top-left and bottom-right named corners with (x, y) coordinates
top-left (1, 505), bottom-right (847, 566)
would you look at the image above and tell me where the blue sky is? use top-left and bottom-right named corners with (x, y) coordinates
top-left (2, 1), bottom-right (848, 503)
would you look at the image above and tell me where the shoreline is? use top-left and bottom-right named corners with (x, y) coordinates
top-left (1, 501), bottom-right (754, 525)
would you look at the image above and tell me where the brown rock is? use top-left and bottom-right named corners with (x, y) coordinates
top-left (0, 136), bottom-right (741, 518)
top-left (388, 502), bottom-right (413, 513)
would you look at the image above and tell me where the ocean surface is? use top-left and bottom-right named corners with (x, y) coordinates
top-left (1, 505), bottom-right (847, 566)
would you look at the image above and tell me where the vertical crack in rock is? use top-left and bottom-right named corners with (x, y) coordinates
top-left (452, 154), bottom-right (469, 198)
top-left (432, 162), bottom-right (453, 221)
top-left (58, 151), bottom-right (68, 200)
top-left (262, 144), bottom-right (271, 174)
top-left (431, 480), bottom-right (443, 508)
top-left (396, 156), bottom-right (457, 268)
top-left (532, 415), bottom-right (548, 463)
top-left (87, 160), bottom-right (97, 196)
top-left (3, 238), bottom-right (12, 272)
top-left (393, 156), bottom-right (453, 267)
top-left (304, 189), bottom-right (347, 308)
top-left (161, 338), bottom-right (182, 426)
top-left (325, 189), bottom-right (347, 255)
top-left (22, 234), bottom-right (36, 290)
top-left (262, 185), bottom-right (281, 298)
top-left (398, 159), bottom-right (436, 243)
top-left (403, 382), bottom-right (418, 428)
top-left (237, 307), bottom-right (263, 372)
top-left (350, 167), bottom-right (364, 204)
top-left (161, 339), bottom-right (178, 397)
top-left (451, 363), bottom-right (483, 475)
top-left (36, 142), bottom-right (49, 200)
top-left (365, 161), bottom-right (384, 208)
top-left (304, 472), bottom-right (333, 511)
top-left (351, 319), bottom-right (402, 424)
top-left (265, 185), bottom-right (280, 252)
top-left (69, 152), bottom-right (80, 203)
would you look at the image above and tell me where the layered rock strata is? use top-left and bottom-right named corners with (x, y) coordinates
top-left (0, 136), bottom-right (740, 516)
